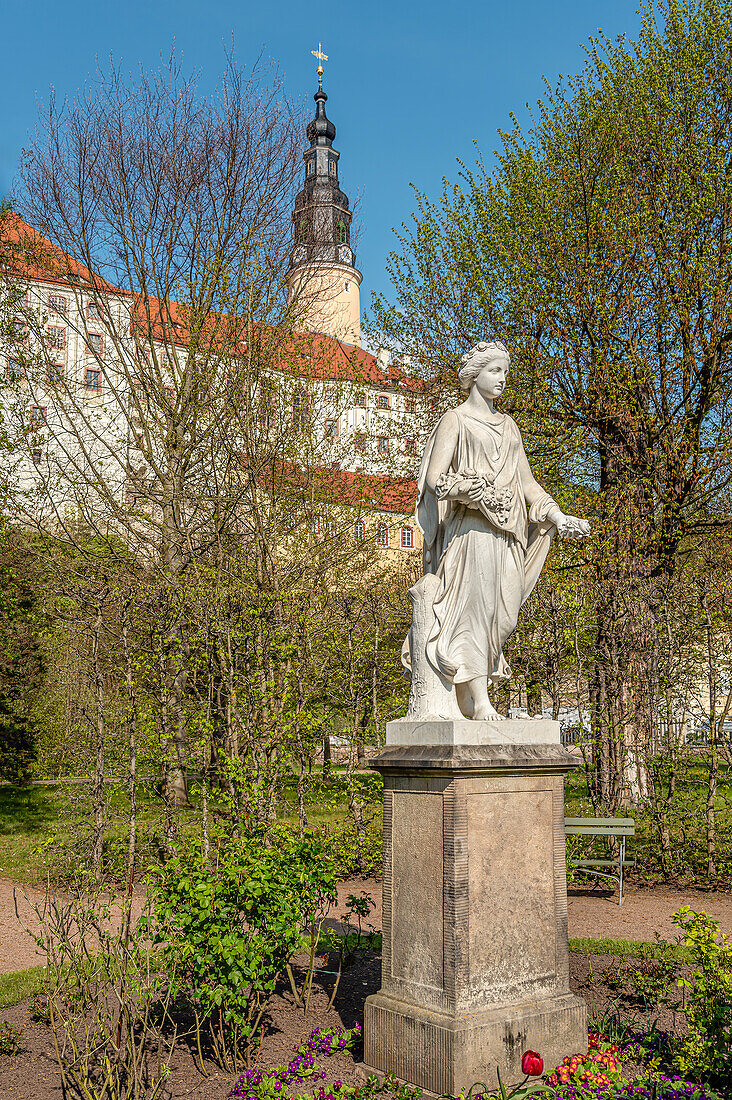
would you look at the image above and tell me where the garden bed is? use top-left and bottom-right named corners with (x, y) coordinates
top-left (0, 947), bottom-right (718, 1100)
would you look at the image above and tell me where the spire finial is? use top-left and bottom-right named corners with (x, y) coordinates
top-left (310, 42), bottom-right (328, 89)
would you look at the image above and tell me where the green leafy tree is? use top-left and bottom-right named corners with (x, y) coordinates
top-left (371, 0), bottom-right (732, 808)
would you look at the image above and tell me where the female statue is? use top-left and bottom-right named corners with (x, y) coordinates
top-left (404, 340), bottom-right (590, 721)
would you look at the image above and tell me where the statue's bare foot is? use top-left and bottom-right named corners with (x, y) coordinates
top-left (473, 699), bottom-right (504, 721)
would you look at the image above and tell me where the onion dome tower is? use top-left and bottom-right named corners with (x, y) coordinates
top-left (288, 59), bottom-right (362, 345)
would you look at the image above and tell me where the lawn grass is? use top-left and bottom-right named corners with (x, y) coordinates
top-left (0, 964), bottom-right (46, 1008)
top-left (0, 938), bottom-right (691, 1011)
top-left (569, 936), bottom-right (693, 961)
top-left (0, 777), bottom-right (355, 885)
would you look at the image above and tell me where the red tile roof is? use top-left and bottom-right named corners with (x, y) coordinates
top-left (294, 463), bottom-right (418, 514)
top-left (1, 214), bottom-right (424, 393)
top-left (0, 213), bottom-right (120, 293)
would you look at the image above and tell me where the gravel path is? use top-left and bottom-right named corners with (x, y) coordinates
top-left (3, 876), bottom-right (732, 976)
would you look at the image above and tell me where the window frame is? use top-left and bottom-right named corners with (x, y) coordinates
top-left (354, 520), bottom-right (365, 541)
top-left (87, 332), bottom-right (103, 356)
top-left (376, 435), bottom-right (390, 455)
top-left (324, 417), bottom-right (339, 439)
top-left (6, 358), bottom-right (24, 383)
top-left (29, 405), bottom-right (48, 426)
top-left (292, 388), bottom-right (311, 433)
top-left (84, 367), bottom-right (102, 393)
top-left (46, 325), bottom-right (66, 351)
top-left (401, 526), bottom-right (414, 549)
top-left (48, 294), bottom-right (68, 316)
top-left (47, 362), bottom-right (65, 387)
top-left (376, 522), bottom-right (389, 547)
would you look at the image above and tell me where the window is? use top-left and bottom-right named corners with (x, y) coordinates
top-left (31, 449), bottom-right (42, 466)
top-left (128, 377), bottom-right (147, 407)
top-left (324, 418), bottom-right (339, 438)
top-left (259, 381), bottom-right (277, 429)
top-left (405, 397), bottom-right (416, 413)
top-left (324, 384), bottom-right (338, 401)
top-left (48, 295), bottom-right (68, 316)
top-left (6, 359), bottom-right (23, 382)
top-left (85, 368), bottom-right (102, 392)
top-left (329, 158), bottom-right (336, 176)
top-left (404, 437), bottom-right (417, 455)
top-left (401, 526), bottom-right (414, 549)
top-left (10, 320), bottom-right (27, 343)
top-left (324, 519), bottom-right (336, 538)
top-left (87, 300), bottom-right (101, 319)
top-left (299, 219), bottom-right (309, 243)
top-left (376, 522), bottom-right (389, 547)
top-left (354, 432), bottom-right (367, 454)
top-left (344, 281), bottom-right (350, 292)
top-left (354, 520), bottom-right (365, 541)
top-left (46, 326), bottom-right (66, 350)
top-left (87, 333), bottom-right (103, 355)
top-left (376, 394), bottom-right (390, 409)
top-left (29, 405), bottom-right (47, 426)
top-left (47, 363), bottom-right (64, 386)
top-left (292, 388), bottom-right (310, 433)
top-left (354, 391), bottom-right (367, 408)
top-left (306, 160), bottom-right (315, 177)
top-left (377, 436), bottom-right (390, 455)
top-left (336, 219), bottom-right (347, 244)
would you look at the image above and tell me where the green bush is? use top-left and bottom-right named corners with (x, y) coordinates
top-left (320, 819), bottom-right (382, 879)
top-left (151, 827), bottom-right (338, 1070)
top-left (672, 906), bottom-right (732, 1086)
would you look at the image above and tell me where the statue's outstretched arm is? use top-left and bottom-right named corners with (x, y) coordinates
top-left (516, 430), bottom-right (590, 539)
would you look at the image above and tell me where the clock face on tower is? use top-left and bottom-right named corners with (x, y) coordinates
top-left (338, 245), bottom-right (352, 264)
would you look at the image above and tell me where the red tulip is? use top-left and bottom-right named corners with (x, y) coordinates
top-left (521, 1050), bottom-right (543, 1076)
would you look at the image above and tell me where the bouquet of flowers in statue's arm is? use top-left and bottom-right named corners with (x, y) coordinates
top-left (435, 469), bottom-right (513, 527)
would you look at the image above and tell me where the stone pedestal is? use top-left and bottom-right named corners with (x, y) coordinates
top-left (363, 726), bottom-right (586, 1094)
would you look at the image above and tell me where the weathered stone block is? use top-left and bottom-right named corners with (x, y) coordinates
top-left (363, 739), bottom-right (587, 1092)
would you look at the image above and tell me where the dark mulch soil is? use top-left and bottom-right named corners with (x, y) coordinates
top-left (0, 952), bottom-right (684, 1100)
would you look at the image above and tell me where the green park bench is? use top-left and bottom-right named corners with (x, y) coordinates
top-left (564, 817), bottom-right (635, 907)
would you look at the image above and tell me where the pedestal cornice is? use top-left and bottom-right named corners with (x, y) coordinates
top-left (369, 742), bottom-right (580, 775)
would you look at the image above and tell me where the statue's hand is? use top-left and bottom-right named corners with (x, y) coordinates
top-left (553, 512), bottom-right (591, 540)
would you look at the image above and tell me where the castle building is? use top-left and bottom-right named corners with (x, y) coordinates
top-left (0, 67), bottom-right (424, 555)
top-left (287, 67), bottom-right (362, 346)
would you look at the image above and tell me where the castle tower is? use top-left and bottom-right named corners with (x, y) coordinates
top-left (288, 65), bottom-right (362, 345)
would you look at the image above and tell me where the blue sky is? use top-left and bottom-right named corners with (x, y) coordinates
top-left (1, 0), bottom-right (643, 311)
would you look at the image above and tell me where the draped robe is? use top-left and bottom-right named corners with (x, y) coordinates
top-left (404, 408), bottom-right (558, 686)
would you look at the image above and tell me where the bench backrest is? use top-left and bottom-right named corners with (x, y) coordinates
top-left (564, 817), bottom-right (635, 836)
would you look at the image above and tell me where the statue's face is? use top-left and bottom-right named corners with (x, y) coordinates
top-left (473, 355), bottom-right (509, 400)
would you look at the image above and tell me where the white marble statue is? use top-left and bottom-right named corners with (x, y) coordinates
top-left (402, 340), bottom-right (590, 722)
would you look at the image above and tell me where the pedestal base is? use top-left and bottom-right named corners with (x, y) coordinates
top-left (364, 738), bottom-right (587, 1092)
top-left (364, 991), bottom-right (586, 1094)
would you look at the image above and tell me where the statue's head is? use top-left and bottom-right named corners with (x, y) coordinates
top-left (458, 340), bottom-right (510, 392)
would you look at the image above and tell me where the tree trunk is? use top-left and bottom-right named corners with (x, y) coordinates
top-left (592, 419), bottom-right (659, 811)
top-left (122, 608), bottom-right (137, 938)
top-left (91, 611), bottom-right (106, 882)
